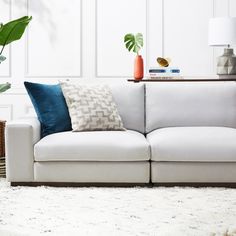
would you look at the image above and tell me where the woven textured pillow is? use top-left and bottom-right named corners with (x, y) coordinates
top-left (60, 82), bottom-right (125, 131)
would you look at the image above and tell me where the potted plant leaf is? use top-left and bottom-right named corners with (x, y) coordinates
top-left (0, 16), bottom-right (32, 92)
top-left (124, 33), bottom-right (144, 80)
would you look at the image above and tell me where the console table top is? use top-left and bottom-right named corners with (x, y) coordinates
top-left (127, 79), bottom-right (236, 82)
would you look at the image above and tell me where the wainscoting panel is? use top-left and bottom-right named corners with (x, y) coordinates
top-left (229, 0), bottom-right (236, 17)
top-left (213, 0), bottom-right (230, 72)
top-left (229, 0), bottom-right (236, 54)
top-left (147, 0), bottom-right (163, 70)
top-left (0, 105), bottom-right (13, 121)
top-left (0, 94), bottom-right (33, 121)
top-left (26, 0), bottom-right (82, 77)
top-left (96, 0), bottom-right (147, 77)
top-left (215, 0), bottom-right (229, 17)
top-left (163, 0), bottom-right (214, 77)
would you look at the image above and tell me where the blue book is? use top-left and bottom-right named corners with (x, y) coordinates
top-left (149, 67), bottom-right (180, 74)
top-left (170, 69), bottom-right (180, 73)
top-left (149, 69), bottom-right (166, 73)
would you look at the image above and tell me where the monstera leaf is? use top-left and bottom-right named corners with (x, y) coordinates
top-left (0, 16), bottom-right (32, 47)
top-left (124, 33), bottom-right (143, 54)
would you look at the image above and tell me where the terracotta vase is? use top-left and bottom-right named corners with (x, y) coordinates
top-left (134, 55), bottom-right (144, 80)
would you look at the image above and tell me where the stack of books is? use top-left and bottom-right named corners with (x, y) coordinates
top-left (148, 67), bottom-right (182, 80)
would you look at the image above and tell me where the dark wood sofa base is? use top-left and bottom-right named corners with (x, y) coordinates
top-left (153, 183), bottom-right (236, 188)
top-left (10, 182), bottom-right (152, 187)
top-left (10, 182), bottom-right (236, 188)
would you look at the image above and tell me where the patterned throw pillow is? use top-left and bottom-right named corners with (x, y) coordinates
top-left (60, 82), bottom-right (126, 131)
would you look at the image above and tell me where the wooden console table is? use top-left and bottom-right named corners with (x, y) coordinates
top-left (128, 79), bottom-right (236, 82)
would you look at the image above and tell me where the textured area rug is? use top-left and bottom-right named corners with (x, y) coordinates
top-left (0, 179), bottom-right (236, 236)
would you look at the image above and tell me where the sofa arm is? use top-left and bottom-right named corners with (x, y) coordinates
top-left (5, 117), bottom-right (41, 182)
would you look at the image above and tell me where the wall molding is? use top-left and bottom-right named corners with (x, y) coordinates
top-left (145, 0), bottom-right (149, 73)
top-left (228, 0), bottom-right (230, 16)
top-left (0, 104), bottom-right (13, 120)
top-left (24, 0), bottom-right (83, 78)
top-left (212, 0), bottom-right (215, 76)
top-left (162, 0), bottom-right (165, 57)
top-left (24, 104), bottom-right (34, 115)
top-left (95, 0), bottom-right (148, 78)
top-left (162, 0), bottom-right (216, 77)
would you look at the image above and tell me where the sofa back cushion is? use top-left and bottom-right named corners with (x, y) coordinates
top-left (109, 83), bottom-right (145, 133)
top-left (146, 82), bottom-right (236, 133)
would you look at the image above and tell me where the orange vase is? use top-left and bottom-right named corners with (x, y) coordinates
top-left (134, 55), bottom-right (144, 80)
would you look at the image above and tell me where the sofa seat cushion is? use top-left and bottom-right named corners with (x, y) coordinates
top-left (147, 127), bottom-right (236, 162)
top-left (34, 130), bottom-right (150, 161)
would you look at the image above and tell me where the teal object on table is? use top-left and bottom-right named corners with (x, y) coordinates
top-left (24, 81), bottom-right (72, 137)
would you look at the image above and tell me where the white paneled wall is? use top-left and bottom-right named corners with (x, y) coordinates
top-left (164, 0), bottom-right (214, 76)
top-left (26, 0), bottom-right (82, 77)
top-left (96, 0), bottom-right (146, 77)
top-left (0, 0), bottom-right (235, 120)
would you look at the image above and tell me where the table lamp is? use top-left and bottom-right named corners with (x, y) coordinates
top-left (208, 17), bottom-right (236, 75)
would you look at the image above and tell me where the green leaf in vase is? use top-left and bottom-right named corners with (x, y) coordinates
top-left (124, 33), bottom-right (143, 55)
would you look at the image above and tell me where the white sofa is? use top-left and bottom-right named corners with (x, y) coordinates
top-left (6, 82), bottom-right (236, 186)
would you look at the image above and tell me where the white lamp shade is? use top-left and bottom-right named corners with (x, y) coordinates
top-left (208, 17), bottom-right (236, 46)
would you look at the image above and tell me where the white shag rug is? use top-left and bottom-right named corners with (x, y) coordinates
top-left (0, 179), bottom-right (236, 236)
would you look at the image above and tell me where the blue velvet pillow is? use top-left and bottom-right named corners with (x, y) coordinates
top-left (24, 82), bottom-right (72, 137)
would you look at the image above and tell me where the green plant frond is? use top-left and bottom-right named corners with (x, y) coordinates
top-left (133, 44), bottom-right (141, 53)
top-left (125, 40), bottom-right (133, 50)
top-left (135, 33), bottom-right (143, 47)
top-left (0, 16), bottom-right (32, 46)
top-left (124, 33), bottom-right (134, 42)
top-left (124, 32), bottom-right (143, 54)
top-left (128, 42), bottom-right (134, 51)
top-left (0, 82), bottom-right (11, 93)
